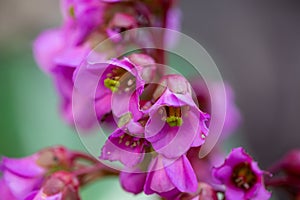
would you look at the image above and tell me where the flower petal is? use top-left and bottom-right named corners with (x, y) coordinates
top-left (164, 155), bottom-right (198, 193)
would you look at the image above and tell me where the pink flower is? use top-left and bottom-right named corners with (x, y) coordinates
top-left (24, 171), bottom-right (80, 200)
top-left (144, 155), bottom-right (198, 199)
top-left (61, 0), bottom-right (105, 45)
top-left (33, 27), bottom-right (92, 129)
top-left (212, 147), bottom-right (271, 200)
top-left (0, 146), bottom-right (73, 199)
top-left (74, 53), bottom-right (156, 123)
top-left (190, 79), bottom-right (241, 138)
top-left (187, 147), bottom-right (225, 188)
top-left (145, 75), bottom-right (210, 159)
top-left (100, 127), bottom-right (150, 167)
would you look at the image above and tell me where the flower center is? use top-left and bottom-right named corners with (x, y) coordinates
top-left (104, 67), bottom-right (135, 93)
top-left (231, 162), bottom-right (257, 190)
top-left (165, 106), bottom-right (183, 127)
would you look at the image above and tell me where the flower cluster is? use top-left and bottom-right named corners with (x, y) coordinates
top-left (33, 0), bottom-right (180, 129)
top-left (22, 0), bottom-right (292, 200)
top-left (0, 146), bottom-right (116, 200)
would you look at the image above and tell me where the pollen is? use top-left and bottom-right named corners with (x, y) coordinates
top-left (165, 106), bottom-right (183, 127)
top-left (104, 78), bottom-right (120, 92)
top-left (103, 67), bottom-right (135, 93)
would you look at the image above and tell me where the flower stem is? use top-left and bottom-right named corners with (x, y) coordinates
top-left (74, 163), bottom-right (119, 186)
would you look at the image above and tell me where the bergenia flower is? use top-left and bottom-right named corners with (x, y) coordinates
top-left (100, 126), bottom-right (150, 167)
top-left (145, 74), bottom-right (210, 159)
top-left (24, 171), bottom-right (80, 200)
top-left (33, 27), bottom-right (93, 129)
top-left (75, 53), bottom-right (155, 121)
top-left (212, 147), bottom-right (271, 200)
top-left (144, 155), bottom-right (198, 199)
top-left (61, 0), bottom-right (105, 45)
top-left (190, 79), bottom-right (241, 138)
top-left (187, 147), bottom-right (224, 187)
top-left (0, 146), bottom-right (73, 199)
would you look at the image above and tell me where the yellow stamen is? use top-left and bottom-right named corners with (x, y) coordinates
top-left (104, 78), bottom-right (120, 92)
top-left (165, 107), bottom-right (183, 127)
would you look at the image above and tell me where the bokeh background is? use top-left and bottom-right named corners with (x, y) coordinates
top-left (1, 0), bottom-right (299, 199)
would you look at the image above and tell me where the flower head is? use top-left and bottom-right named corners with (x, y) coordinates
top-left (190, 79), bottom-right (241, 138)
top-left (212, 147), bottom-right (271, 200)
top-left (145, 74), bottom-right (209, 159)
top-left (144, 155), bottom-right (198, 199)
top-left (0, 146), bottom-right (73, 199)
top-left (100, 127), bottom-right (150, 167)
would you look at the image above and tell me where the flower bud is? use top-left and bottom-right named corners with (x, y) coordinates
top-left (281, 149), bottom-right (300, 177)
top-left (28, 171), bottom-right (80, 200)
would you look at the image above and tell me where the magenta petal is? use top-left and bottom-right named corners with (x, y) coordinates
top-left (95, 93), bottom-right (112, 120)
top-left (120, 171), bottom-right (147, 195)
top-left (226, 147), bottom-right (252, 167)
top-left (3, 171), bottom-right (41, 199)
top-left (100, 129), bottom-right (145, 167)
top-left (144, 156), bottom-right (175, 194)
top-left (33, 29), bottom-right (64, 73)
top-left (24, 191), bottom-right (38, 200)
top-left (54, 45), bottom-right (89, 67)
top-left (146, 111), bottom-right (199, 159)
top-left (126, 120), bottom-right (144, 136)
top-left (164, 155), bottom-right (197, 193)
top-left (2, 155), bottom-right (45, 178)
top-left (0, 179), bottom-right (17, 200)
top-left (250, 184), bottom-right (271, 200)
top-left (225, 187), bottom-right (244, 200)
top-left (212, 165), bottom-right (232, 185)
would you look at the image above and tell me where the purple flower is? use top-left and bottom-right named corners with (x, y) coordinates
top-left (144, 155), bottom-right (198, 199)
top-left (33, 27), bottom-right (92, 129)
top-left (0, 147), bottom-right (73, 199)
top-left (24, 171), bottom-right (80, 200)
top-left (100, 126), bottom-right (150, 167)
top-left (61, 0), bottom-right (105, 45)
top-left (187, 147), bottom-right (225, 188)
top-left (33, 29), bottom-right (65, 73)
top-left (190, 79), bottom-right (241, 138)
top-left (145, 75), bottom-right (210, 159)
top-left (212, 147), bottom-right (271, 200)
top-left (75, 53), bottom-right (155, 123)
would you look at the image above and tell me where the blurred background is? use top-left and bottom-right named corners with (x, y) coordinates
top-left (0, 0), bottom-right (299, 199)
